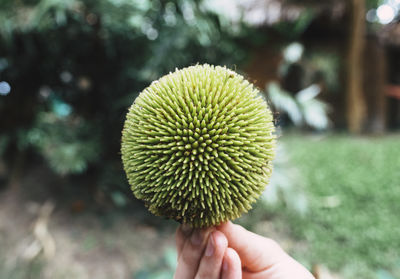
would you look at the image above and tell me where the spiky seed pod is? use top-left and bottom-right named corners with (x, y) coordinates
top-left (121, 64), bottom-right (276, 228)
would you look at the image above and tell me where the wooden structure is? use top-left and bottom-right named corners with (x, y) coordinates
top-left (380, 23), bottom-right (400, 129)
top-left (242, 0), bottom-right (399, 132)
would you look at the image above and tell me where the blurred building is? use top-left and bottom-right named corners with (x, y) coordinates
top-left (381, 22), bottom-right (400, 129)
top-left (226, 0), bottom-right (400, 132)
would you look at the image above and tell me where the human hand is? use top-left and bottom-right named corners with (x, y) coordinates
top-left (217, 221), bottom-right (315, 279)
top-left (174, 221), bottom-right (315, 279)
top-left (174, 225), bottom-right (242, 279)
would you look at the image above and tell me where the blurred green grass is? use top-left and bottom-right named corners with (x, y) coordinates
top-left (282, 134), bottom-right (400, 278)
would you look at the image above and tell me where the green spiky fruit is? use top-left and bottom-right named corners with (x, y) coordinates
top-left (121, 64), bottom-right (276, 228)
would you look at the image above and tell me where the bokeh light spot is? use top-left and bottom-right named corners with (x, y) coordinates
top-left (377, 4), bottom-right (395, 24)
top-left (0, 81), bottom-right (11, 96)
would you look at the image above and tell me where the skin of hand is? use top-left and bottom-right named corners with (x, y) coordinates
top-left (174, 221), bottom-right (315, 279)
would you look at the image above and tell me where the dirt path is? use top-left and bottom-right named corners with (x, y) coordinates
top-left (0, 165), bottom-right (176, 279)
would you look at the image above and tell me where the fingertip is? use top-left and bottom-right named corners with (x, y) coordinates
top-left (174, 227), bottom-right (214, 279)
top-left (221, 248), bottom-right (242, 279)
top-left (212, 230), bottom-right (228, 250)
top-left (226, 248), bottom-right (241, 267)
top-left (217, 221), bottom-right (244, 236)
top-left (194, 230), bottom-right (228, 278)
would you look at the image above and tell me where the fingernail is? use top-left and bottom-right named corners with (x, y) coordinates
top-left (190, 230), bottom-right (203, 246)
top-left (181, 224), bottom-right (192, 236)
top-left (205, 233), bottom-right (214, 257)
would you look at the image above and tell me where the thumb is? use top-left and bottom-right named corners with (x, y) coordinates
top-left (217, 221), bottom-right (289, 272)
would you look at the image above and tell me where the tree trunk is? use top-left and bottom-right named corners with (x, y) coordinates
top-left (346, 0), bottom-right (366, 133)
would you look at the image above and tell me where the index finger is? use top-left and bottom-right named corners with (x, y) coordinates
top-left (217, 221), bottom-right (289, 272)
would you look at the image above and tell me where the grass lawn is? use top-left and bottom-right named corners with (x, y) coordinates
top-left (281, 134), bottom-right (400, 278)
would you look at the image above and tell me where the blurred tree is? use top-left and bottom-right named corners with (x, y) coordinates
top-left (0, 0), bottom-right (254, 198)
top-left (346, 0), bottom-right (367, 134)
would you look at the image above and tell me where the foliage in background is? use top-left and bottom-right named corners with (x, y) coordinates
top-left (306, 51), bottom-right (340, 92)
top-left (267, 82), bottom-right (330, 130)
top-left (273, 8), bottom-right (315, 40)
top-left (23, 112), bottom-right (100, 175)
top-left (269, 41), bottom-right (334, 130)
top-left (0, 0), bottom-right (255, 198)
top-left (0, 258), bottom-right (44, 279)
